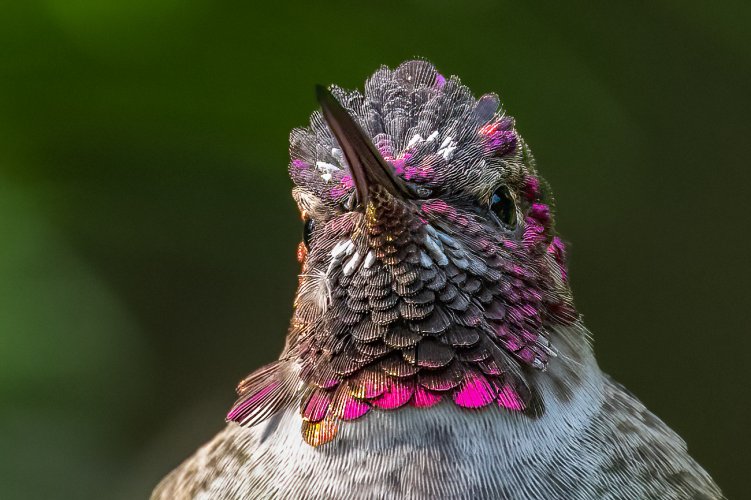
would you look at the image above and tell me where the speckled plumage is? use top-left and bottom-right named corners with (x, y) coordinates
top-left (153, 61), bottom-right (722, 499)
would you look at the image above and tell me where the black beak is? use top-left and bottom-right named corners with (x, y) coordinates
top-left (316, 85), bottom-right (408, 205)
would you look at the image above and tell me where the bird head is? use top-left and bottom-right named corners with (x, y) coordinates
top-left (231, 60), bottom-right (578, 446)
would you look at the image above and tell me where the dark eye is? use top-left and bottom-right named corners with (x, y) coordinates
top-left (489, 186), bottom-right (517, 228)
top-left (302, 218), bottom-right (315, 248)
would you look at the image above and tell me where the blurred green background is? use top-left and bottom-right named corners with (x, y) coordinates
top-left (1, 1), bottom-right (749, 498)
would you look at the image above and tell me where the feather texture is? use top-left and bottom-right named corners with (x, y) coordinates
top-left (155, 60), bottom-right (725, 498)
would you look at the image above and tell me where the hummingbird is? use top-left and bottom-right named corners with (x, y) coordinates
top-left (152, 60), bottom-right (723, 499)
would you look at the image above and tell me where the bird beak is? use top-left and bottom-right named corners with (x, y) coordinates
top-left (316, 85), bottom-right (408, 206)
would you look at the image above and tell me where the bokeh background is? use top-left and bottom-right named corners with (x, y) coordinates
top-left (1, 1), bottom-right (749, 498)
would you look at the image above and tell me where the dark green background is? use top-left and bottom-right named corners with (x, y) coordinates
top-left (1, 1), bottom-right (748, 498)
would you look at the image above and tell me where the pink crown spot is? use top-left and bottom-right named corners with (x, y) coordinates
top-left (520, 329), bottom-right (538, 343)
top-left (523, 217), bottom-right (547, 248)
top-left (479, 122), bottom-right (517, 156)
top-left (421, 199), bottom-right (454, 217)
top-left (302, 390), bottom-right (332, 423)
top-left (502, 240), bottom-right (517, 250)
top-left (226, 381), bottom-right (279, 422)
top-left (341, 175), bottom-right (354, 189)
top-left (524, 175), bottom-right (541, 201)
top-left (330, 175), bottom-right (355, 199)
top-left (529, 202), bottom-right (550, 224)
top-left (318, 377), bottom-right (339, 390)
top-left (349, 372), bottom-right (389, 400)
top-left (517, 347), bottom-right (536, 364)
top-left (477, 238), bottom-right (493, 252)
top-left (370, 379), bottom-right (414, 410)
top-left (434, 73), bottom-right (446, 89)
top-left (497, 383), bottom-right (526, 411)
top-left (336, 395), bottom-right (371, 421)
top-left (387, 156), bottom-right (406, 176)
top-left (453, 371), bottom-right (496, 408)
top-left (292, 159), bottom-right (309, 169)
top-left (506, 309), bottom-right (524, 328)
top-left (404, 165), bottom-right (435, 182)
top-left (520, 304), bottom-right (538, 318)
top-left (503, 333), bottom-right (524, 352)
top-left (376, 139), bottom-right (394, 160)
top-left (385, 152), bottom-right (415, 178)
top-left (547, 236), bottom-right (569, 282)
top-left (410, 386), bottom-right (442, 408)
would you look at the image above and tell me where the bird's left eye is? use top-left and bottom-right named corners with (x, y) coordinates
top-left (489, 186), bottom-right (517, 229)
top-left (302, 218), bottom-right (315, 248)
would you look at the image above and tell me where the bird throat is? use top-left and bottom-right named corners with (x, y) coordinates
top-left (229, 179), bottom-right (577, 447)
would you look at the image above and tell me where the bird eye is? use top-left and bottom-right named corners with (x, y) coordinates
top-left (302, 218), bottom-right (315, 248)
top-left (489, 186), bottom-right (517, 228)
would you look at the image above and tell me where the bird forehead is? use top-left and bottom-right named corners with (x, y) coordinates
top-left (288, 60), bottom-right (531, 209)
